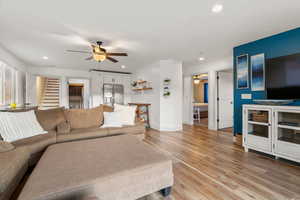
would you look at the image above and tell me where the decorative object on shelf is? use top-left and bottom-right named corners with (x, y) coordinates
top-left (9, 103), bottom-right (17, 109)
top-left (163, 78), bottom-right (171, 97)
top-left (236, 54), bottom-right (249, 89)
top-left (132, 80), bottom-right (152, 91)
top-left (251, 53), bottom-right (265, 91)
top-left (128, 103), bottom-right (151, 128)
top-left (250, 110), bottom-right (268, 123)
top-left (131, 81), bottom-right (137, 88)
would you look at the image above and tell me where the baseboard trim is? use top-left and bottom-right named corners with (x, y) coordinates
top-left (234, 134), bottom-right (243, 146)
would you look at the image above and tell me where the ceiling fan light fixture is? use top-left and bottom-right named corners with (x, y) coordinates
top-left (93, 53), bottom-right (106, 62)
top-left (92, 45), bottom-right (106, 61)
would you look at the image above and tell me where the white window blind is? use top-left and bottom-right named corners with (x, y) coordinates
top-left (0, 62), bottom-right (3, 105)
top-left (0, 61), bottom-right (18, 106)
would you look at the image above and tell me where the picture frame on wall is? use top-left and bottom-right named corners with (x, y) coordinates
top-left (236, 54), bottom-right (249, 89)
top-left (251, 53), bottom-right (265, 91)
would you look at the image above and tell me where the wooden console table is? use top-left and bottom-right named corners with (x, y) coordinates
top-left (128, 103), bottom-right (151, 128)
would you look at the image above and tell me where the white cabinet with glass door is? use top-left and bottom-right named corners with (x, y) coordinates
top-left (274, 107), bottom-right (300, 162)
top-left (243, 104), bottom-right (300, 163)
top-left (243, 105), bottom-right (272, 154)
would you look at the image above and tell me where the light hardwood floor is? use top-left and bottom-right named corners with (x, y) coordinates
top-left (143, 125), bottom-right (300, 200)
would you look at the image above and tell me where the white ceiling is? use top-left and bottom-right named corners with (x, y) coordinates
top-left (1, 0), bottom-right (300, 72)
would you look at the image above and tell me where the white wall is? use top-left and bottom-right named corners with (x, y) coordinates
top-left (183, 76), bottom-right (193, 125)
top-left (183, 56), bottom-right (232, 76)
top-left (0, 44), bottom-right (27, 72)
top-left (27, 66), bottom-right (132, 108)
top-left (159, 60), bottom-right (183, 131)
top-left (133, 60), bottom-right (183, 131)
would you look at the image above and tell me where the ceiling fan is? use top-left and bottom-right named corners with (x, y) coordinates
top-left (66, 41), bottom-right (128, 63)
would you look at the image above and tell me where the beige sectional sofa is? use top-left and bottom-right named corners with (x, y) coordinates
top-left (0, 105), bottom-right (146, 200)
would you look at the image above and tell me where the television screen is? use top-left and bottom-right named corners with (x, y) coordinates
top-left (266, 53), bottom-right (300, 99)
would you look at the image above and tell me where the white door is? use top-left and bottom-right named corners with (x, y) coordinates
top-left (218, 71), bottom-right (233, 129)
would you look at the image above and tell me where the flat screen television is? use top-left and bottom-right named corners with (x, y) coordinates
top-left (266, 53), bottom-right (300, 100)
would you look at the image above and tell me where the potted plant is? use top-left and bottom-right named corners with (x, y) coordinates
top-left (163, 91), bottom-right (170, 96)
top-left (131, 81), bottom-right (137, 88)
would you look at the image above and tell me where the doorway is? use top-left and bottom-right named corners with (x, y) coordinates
top-left (217, 70), bottom-right (233, 133)
top-left (68, 78), bottom-right (90, 109)
top-left (192, 73), bottom-right (209, 127)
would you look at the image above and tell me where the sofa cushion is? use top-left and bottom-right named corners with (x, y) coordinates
top-left (12, 131), bottom-right (56, 156)
top-left (0, 147), bottom-right (29, 200)
top-left (0, 110), bottom-right (48, 142)
top-left (114, 104), bottom-right (137, 125)
top-left (57, 121), bottom-right (71, 134)
top-left (56, 127), bottom-right (108, 143)
top-left (35, 107), bottom-right (66, 131)
top-left (0, 141), bottom-right (15, 153)
top-left (107, 122), bottom-right (146, 136)
top-left (102, 104), bottom-right (114, 112)
top-left (64, 106), bottom-right (103, 129)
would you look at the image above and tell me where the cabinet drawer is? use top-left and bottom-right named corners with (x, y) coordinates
top-left (275, 141), bottom-right (300, 161)
top-left (247, 134), bottom-right (272, 153)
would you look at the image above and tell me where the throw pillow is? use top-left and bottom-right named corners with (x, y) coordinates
top-left (0, 110), bottom-right (48, 142)
top-left (64, 106), bottom-right (103, 129)
top-left (102, 111), bottom-right (123, 128)
top-left (0, 141), bottom-right (15, 153)
top-left (57, 121), bottom-right (71, 134)
top-left (102, 104), bottom-right (114, 112)
top-left (35, 107), bottom-right (67, 131)
top-left (114, 104), bottom-right (137, 126)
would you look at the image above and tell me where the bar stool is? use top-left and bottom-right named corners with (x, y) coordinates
top-left (193, 106), bottom-right (201, 123)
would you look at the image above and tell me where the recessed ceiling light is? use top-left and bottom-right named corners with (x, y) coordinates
top-left (212, 3), bottom-right (223, 13)
top-left (199, 57), bottom-right (205, 61)
top-left (42, 56), bottom-right (49, 60)
top-left (121, 65), bottom-right (126, 69)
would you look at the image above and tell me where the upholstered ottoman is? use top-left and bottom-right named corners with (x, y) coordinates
top-left (18, 135), bottom-right (173, 200)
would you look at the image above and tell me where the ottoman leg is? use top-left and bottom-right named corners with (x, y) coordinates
top-left (160, 187), bottom-right (172, 197)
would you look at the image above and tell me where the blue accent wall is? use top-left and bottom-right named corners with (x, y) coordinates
top-left (234, 27), bottom-right (300, 135)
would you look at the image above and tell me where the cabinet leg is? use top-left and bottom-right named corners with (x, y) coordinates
top-left (275, 156), bottom-right (279, 160)
top-left (244, 147), bottom-right (249, 152)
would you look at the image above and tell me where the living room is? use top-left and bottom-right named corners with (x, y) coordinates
top-left (1, 1), bottom-right (300, 200)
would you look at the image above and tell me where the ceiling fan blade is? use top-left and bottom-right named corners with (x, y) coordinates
top-left (106, 56), bottom-right (118, 63)
top-left (67, 50), bottom-right (91, 54)
top-left (91, 44), bottom-right (97, 49)
top-left (85, 56), bottom-right (93, 60)
top-left (106, 53), bottom-right (128, 56)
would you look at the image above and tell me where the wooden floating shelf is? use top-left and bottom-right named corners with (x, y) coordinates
top-left (132, 87), bottom-right (152, 91)
top-left (136, 80), bottom-right (147, 84)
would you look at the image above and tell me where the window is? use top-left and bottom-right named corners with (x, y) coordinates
top-left (0, 61), bottom-right (18, 106)
top-left (0, 63), bottom-right (3, 105)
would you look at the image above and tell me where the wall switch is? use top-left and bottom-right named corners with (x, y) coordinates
top-left (241, 94), bottom-right (252, 99)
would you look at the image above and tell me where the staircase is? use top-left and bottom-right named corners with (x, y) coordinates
top-left (39, 78), bottom-right (60, 109)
